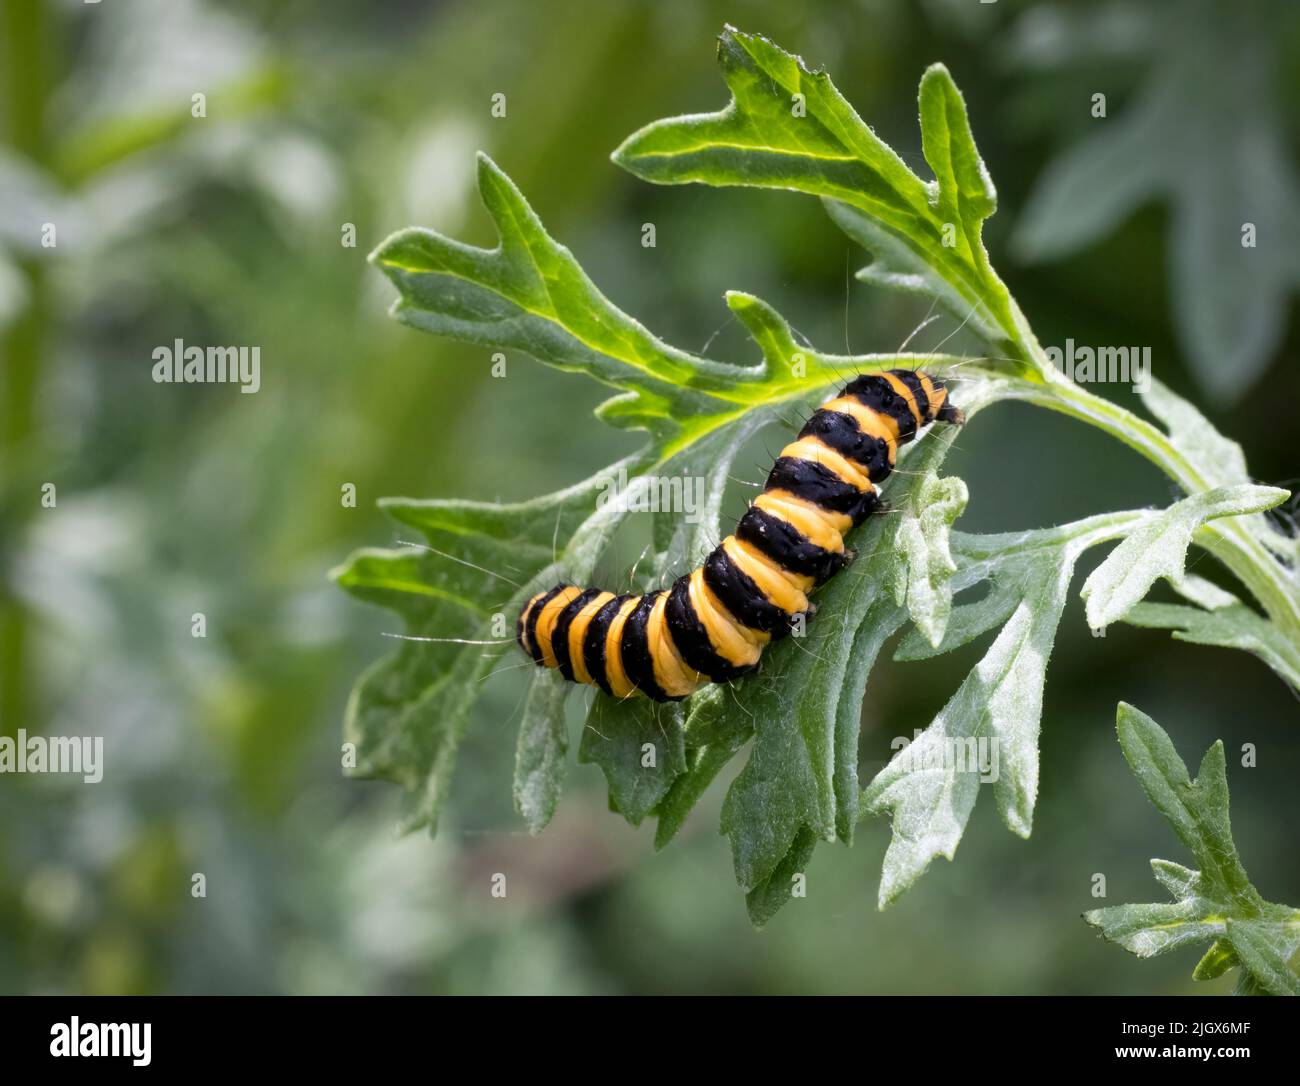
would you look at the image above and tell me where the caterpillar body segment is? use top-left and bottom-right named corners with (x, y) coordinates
top-left (517, 370), bottom-right (964, 701)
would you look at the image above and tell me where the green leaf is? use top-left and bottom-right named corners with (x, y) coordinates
top-left (578, 695), bottom-right (687, 827)
top-left (1193, 939), bottom-right (1239, 981)
top-left (865, 512), bottom-right (1140, 907)
top-left (370, 154), bottom-right (901, 459)
top-left (372, 154), bottom-right (722, 447)
top-left (888, 471), bottom-right (968, 648)
top-left (332, 466), bottom-right (624, 834)
top-left (1115, 713), bottom-right (1254, 906)
top-left (744, 826), bottom-right (818, 929)
top-left (1084, 703), bottom-right (1300, 995)
top-left (1080, 484), bottom-right (1288, 631)
top-left (653, 685), bottom-right (752, 850)
top-left (613, 27), bottom-right (1025, 357)
top-left (866, 551), bottom-right (1063, 906)
top-left (1226, 919), bottom-right (1300, 996)
top-left (513, 668), bottom-right (572, 834)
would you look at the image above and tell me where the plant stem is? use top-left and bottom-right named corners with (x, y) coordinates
top-left (0, 0), bottom-right (54, 734)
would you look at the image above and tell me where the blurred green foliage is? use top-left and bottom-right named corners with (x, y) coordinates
top-left (0, 0), bottom-right (1298, 994)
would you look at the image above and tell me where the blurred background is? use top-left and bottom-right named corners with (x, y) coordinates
top-left (1, 0), bottom-right (1298, 995)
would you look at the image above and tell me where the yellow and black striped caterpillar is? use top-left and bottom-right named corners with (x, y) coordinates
top-left (518, 369), bottom-right (963, 701)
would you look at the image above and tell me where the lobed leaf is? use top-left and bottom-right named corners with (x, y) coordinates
top-left (1081, 484), bottom-right (1288, 632)
top-left (888, 471), bottom-right (968, 648)
top-left (613, 27), bottom-right (1024, 357)
top-left (865, 512), bottom-right (1140, 906)
top-left (332, 465), bottom-right (624, 834)
top-left (1084, 703), bottom-right (1300, 994)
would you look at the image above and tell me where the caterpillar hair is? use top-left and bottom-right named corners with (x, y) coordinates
top-left (517, 369), bottom-right (964, 701)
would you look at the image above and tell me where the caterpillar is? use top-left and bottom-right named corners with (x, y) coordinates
top-left (517, 369), bottom-right (963, 702)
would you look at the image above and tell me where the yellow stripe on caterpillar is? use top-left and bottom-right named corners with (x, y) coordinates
top-left (602, 596), bottom-right (641, 699)
top-left (647, 593), bottom-right (704, 698)
top-left (754, 490), bottom-right (852, 551)
top-left (777, 436), bottom-right (874, 492)
top-left (518, 596), bottom-right (540, 655)
top-left (536, 586), bottom-right (582, 669)
top-left (688, 568), bottom-right (766, 664)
